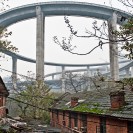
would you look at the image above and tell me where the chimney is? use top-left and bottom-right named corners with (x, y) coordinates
top-left (109, 90), bottom-right (125, 110)
top-left (71, 97), bottom-right (79, 107)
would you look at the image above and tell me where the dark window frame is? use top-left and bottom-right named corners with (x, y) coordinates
top-left (73, 113), bottom-right (78, 127)
top-left (56, 110), bottom-right (59, 122)
top-left (100, 117), bottom-right (106, 133)
top-left (63, 111), bottom-right (65, 120)
top-left (128, 121), bottom-right (133, 133)
top-left (69, 113), bottom-right (71, 128)
top-left (81, 114), bottom-right (87, 127)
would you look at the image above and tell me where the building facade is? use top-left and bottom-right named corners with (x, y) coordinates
top-left (0, 76), bottom-right (9, 118)
top-left (49, 88), bottom-right (133, 133)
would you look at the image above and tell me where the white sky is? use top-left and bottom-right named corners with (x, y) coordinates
top-left (0, 0), bottom-right (131, 79)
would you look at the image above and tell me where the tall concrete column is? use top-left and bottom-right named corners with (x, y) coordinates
top-left (125, 68), bottom-right (130, 78)
top-left (108, 12), bottom-right (119, 81)
top-left (61, 66), bottom-right (65, 92)
top-left (52, 75), bottom-right (54, 80)
top-left (36, 6), bottom-right (44, 81)
top-left (131, 67), bottom-right (133, 77)
top-left (87, 66), bottom-right (91, 91)
top-left (12, 57), bottom-right (17, 89)
top-left (104, 65), bottom-right (109, 73)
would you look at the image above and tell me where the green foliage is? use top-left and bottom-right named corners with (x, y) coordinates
top-left (0, 26), bottom-right (18, 52)
top-left (72, 103), bottom-right (105, 114)
top-left (122, 77), bottom-right (133, 85)
top-left (14, 81), bottom-right (54, 124)
top-left (121, 78), bottom-right (133, 90)
top-left (116, 18), bottom-right (133, 59)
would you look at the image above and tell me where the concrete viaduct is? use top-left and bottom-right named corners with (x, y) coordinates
top-left (1, 49), bottom-right (131, 79)
top-left (0, 1), bottom-right (132, 91)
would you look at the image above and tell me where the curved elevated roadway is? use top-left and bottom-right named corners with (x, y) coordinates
top-left (1, 49), bottom-right (130, 67)
top-left (45, 60), bottom-right (133, 78)
top-left (0, 1), bottom-right (133, 79)
top-left (0, 1), bottom-right (132, 27)
top-left (1, 49), bottom-right (132, 79)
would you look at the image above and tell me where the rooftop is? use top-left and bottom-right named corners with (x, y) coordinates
top-left (51, 86), bottom-right (133, 120)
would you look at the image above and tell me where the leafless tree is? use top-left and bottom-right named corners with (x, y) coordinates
top-left (53, 14), bottom-right (133, 59)
top-left (0, 0), bottom-right (10, 12)
top-left (53, 16), bottom-right (109, 56)
top-left (64, 71), bottom-right (89, 93)
top-left (117, 0), bottom-right (133, 8)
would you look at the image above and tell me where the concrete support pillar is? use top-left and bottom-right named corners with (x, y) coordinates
top-left (104, 65), bottom-right (109, 73)
top-left (87, 66), bottom-right (91, 91)
top-left (12, 57), bottom-right (17, 89)
top-left (52, 75), bottom-right (54, 80)
top-left (125, 68), bottom-right (130, 78)
top-left (36, 6), bottom-right (44, 81)
top-left (108, 12), bottom-right (119, 81)
top-left (61, 66), bottom-right (65, 92)
top-left (87, 66), bottom-right (91, 76)
top-left (131, 67), bottom-right (133, 77)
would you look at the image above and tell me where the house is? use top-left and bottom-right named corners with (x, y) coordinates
top-left (49, 87), bottom-right (133, 133)
top-left (0, 76), bottom-right (9, 118)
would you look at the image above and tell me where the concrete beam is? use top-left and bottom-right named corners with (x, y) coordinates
top-left (0, 2), bottom-right (131, 27)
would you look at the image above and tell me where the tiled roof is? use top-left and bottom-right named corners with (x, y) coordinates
top-left (51, 87), bottom-right (133, 120)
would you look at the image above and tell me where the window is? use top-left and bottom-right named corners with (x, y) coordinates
top-left (81, 114), bottom-right (87, 133)
top-left (100, 117), bottom-right (106, 133)
top-left (56, 110), bottom-right (59, 122)
top-left (63, 111), bottom-right (65, 120)
top-left (62, 111), bottom-right (66, 126)
top-left (96, 126), bottom-right (100, 133)
top-left (0, 97), bottom-right (3, 106)
top-left (73, 113), bottom-right (78, 127)
top-left (128, 121), bottom-right (133, 133)
top-left (52, 110), bottom-right (54, 120)
top-left (69, 113), bottom-right (71, 128)
top-left (81, 114), bottom-right (87, 127)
